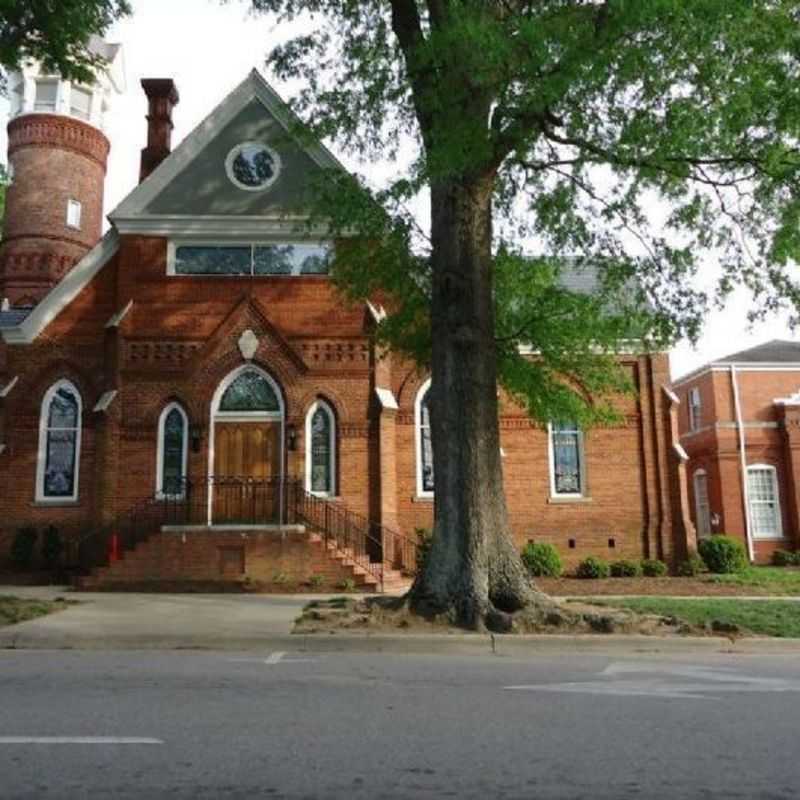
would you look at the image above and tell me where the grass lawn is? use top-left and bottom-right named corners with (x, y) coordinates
top-left (0, 595), bottom-right (65, 627)
top-left (596, 597), bottom-right (800, 638)
top-left (705, 567), bottom-right (800, 595)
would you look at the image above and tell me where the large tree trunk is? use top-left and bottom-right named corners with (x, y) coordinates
top-left (408, 176), bottom-right (547, 630)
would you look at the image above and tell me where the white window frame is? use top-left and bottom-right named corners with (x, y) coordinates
top-left (69, 84), bottom-right (93, 121)
top-left (33, 78), bottom-right (59, 113)
top-left (693, 469), bottom-right (712, 538)
top-left (166, 240), bottom-right (333, 278)
top-left (415, 378), bottom-right (434, 498)
top-left (36, 379), bottom-right (82, 503)
top-left (66, 198), bottom-right (82, 230)
top-left (156, 403), bottom-right (189, 500)
top-left (688, 386), bottom-right (702, 431)
top-left (305, 399), bottom-right (336, 497)
top-left (746, 464), bottom-right (783, 540)
top-left (548, 421), bottom-right (587, 499)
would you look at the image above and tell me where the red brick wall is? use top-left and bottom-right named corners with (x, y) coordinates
top-left (0, 233), bottom-right (691, 574)
top-left (0, 114), bottom-right (108, 305)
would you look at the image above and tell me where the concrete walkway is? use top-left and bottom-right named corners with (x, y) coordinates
top-left (2, 586), bottom-right (800, 654)
top-left (0, 587), bottom-right (322, 650)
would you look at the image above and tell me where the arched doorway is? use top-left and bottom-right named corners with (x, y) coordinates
top-left (208, 365), bottom-right (285, 525)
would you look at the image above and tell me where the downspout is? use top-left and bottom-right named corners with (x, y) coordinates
top-left (731, 365), bottom-right (755, 562)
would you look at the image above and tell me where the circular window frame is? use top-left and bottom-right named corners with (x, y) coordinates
top-left (224, 141), bottom-right (281, 192)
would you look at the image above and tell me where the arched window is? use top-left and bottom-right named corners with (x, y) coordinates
top-left (693, 469), bottom-right (711, 538)
top-left (218, 368), bottom-right (281, 414)
top-left (157, 403), bottom-right (188, 498)
top-left (36, 380), bottom-right (82, 501)
top-left (305, 400), bottom-right (336, 496)
top-left (415, 380), bottom-right (434, 497)
top-left (549, 421), bottom-right (586, 497)
top-left (747, 464), bottom-right (783, 540)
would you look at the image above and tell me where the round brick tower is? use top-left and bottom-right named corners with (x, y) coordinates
top-left (0, 38), bottom-right (124, 308)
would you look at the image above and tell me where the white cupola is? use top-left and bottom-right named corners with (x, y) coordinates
top-left (7, 35), bottom-right (125, 131)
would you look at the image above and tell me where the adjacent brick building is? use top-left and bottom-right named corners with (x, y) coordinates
top-left (0, 53), bottom-right (696, 587)
top-left (675, 340), bottom-right (800, 563)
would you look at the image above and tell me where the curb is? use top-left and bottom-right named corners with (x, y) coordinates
top-left (3, 631), bottom-right (800, 654)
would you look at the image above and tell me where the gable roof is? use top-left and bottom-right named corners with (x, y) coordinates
top-left (109, 69), bottom-right (346, 237)
top-left (715, 339), bottom-right (800, 364)
top-left (673, 338), bottom-right (800, 386)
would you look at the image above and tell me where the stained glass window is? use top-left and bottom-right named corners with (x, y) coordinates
top-left (219, 370), bottom-right (280, 413)
top-left (226, 143), bottom-right (279, 190)
top-left (551, 421), bottom-right (584, 496)
top-left (418, 388), bottom-right (434, 494)
top-left (308, 404), bottom-right (335, 495)
top-left (160, 406), bottom-right (187, 496)
top-left (40, 383), bottom-right (81, 499)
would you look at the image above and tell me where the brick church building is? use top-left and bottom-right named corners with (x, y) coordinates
top-left (0, 42), bottom-right (696, 589)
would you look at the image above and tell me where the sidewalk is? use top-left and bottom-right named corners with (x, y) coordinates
top-left (2, 586), bottom-right (800, 654)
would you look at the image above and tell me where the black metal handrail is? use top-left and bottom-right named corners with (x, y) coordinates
top-left (19, 475), bottom-right (420, 590)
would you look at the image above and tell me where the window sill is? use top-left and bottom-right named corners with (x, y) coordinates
top-left (31, 500), bottom-right (81, 508)
top-left (752, 535), bottom-right (788, 542)
top-left (548, 496), bottom-right (592, 505)
top-left (413, 495), bottom-right (434, 503)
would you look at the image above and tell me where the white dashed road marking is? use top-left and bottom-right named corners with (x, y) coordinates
top-left (0, 737), bottom-right (163, 745)
top-left (229, 651), bottom-right (319, 666)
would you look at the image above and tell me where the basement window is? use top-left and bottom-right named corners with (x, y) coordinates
top-left (169, 242), bottom-right (332, 277)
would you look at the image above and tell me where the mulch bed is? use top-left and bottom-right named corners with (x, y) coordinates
top-left (535, 576), bottom-right (781, 597)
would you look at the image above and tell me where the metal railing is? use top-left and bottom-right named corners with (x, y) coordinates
top-left (11, 476), bottom-right (420, 591)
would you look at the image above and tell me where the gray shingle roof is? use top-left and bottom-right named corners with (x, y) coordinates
top-left (716, 339), bottom-right (800, 364)
top-left (0, 308), bottom-right (32, 329)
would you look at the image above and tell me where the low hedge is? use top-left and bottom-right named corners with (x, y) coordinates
top-left (576, 556), bottom-right (610, 580)
top-left (521, 542), bottom-right (563, 578)
top-left (641, 559), bottom-right (668, 577)
top-left (609, 559), bottom-right (641, 578)
top-left (698, 535), bottom-right (748, 574)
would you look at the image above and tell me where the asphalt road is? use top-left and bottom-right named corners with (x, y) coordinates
top-left (1, 648), bottom-right (799, 799)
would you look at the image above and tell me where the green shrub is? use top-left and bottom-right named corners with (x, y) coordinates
top-left (698, 535), bottom-right (748, 574)
top-left (576, 556), bottom-right (610, 580)
top-left (41, 526), bottom-right (63, 570)
top-left (338, 578), bottom-right (357, 592)
top-left (521, 542), bottom-right (563, 578)
top-left (415, 528), bottom-right (432, 573)
top-left (307, 574), bottom-right (324, 589)
top-left (772, 549), bottom-right (799, 567)
top-left (641, 559), bottom-right (668, 577)
top-left (272, 572), bottom-right (289, 584)
top-left (609, 559), bottom-right (641, 578)
top-left (11, 527), bottom-right (37, 570)
top-left (677, 553), bottom-right (705, 577)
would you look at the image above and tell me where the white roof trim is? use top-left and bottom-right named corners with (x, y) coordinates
top-left (774, 391), bottom-right (800, 406)
top-left (105, 300), bottom-right (133, 329)
top-left (109, 69), bottom-right (346, 223)
top-left (1, 230), bottom-right (120, 345)
top-left (375, 387), bottom-right (399, 411)
top-left (93, 390), bottom-right (118, 413)
top-left (662, 385), bottom-right (680, 405)
top-left (0, 375), bottom-right (19, 398)
top-left (674, 362), bottom-right (800, 386)
top-left (673, 442), bottom-right (689, 462)
top-left (112, 216), bottom-right (333, 237)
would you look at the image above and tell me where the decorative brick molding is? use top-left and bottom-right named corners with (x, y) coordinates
top-left (8, 114), bottom-right (110, 171)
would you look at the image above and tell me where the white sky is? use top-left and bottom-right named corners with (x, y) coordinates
top-left (3, 0), bottom-right (798, 380)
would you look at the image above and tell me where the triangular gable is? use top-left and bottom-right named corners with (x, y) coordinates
top-left (190, 294), bottom-right (308, 377)
top-left (110, 69), bottom-right (347, 236)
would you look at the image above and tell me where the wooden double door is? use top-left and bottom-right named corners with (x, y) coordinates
top-left (212, 422), bottom-right (282, 524)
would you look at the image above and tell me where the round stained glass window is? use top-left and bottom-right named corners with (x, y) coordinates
top-left (225, 142), bottom-right (281, 192)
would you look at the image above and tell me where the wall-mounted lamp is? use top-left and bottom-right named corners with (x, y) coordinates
top-left (287, 424), bottom-right (298, 451)
top-left (190, 424), bottom-right (203, 453)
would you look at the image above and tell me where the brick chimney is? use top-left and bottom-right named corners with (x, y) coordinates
top-left (139, 78), bottom-right (179, 182)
